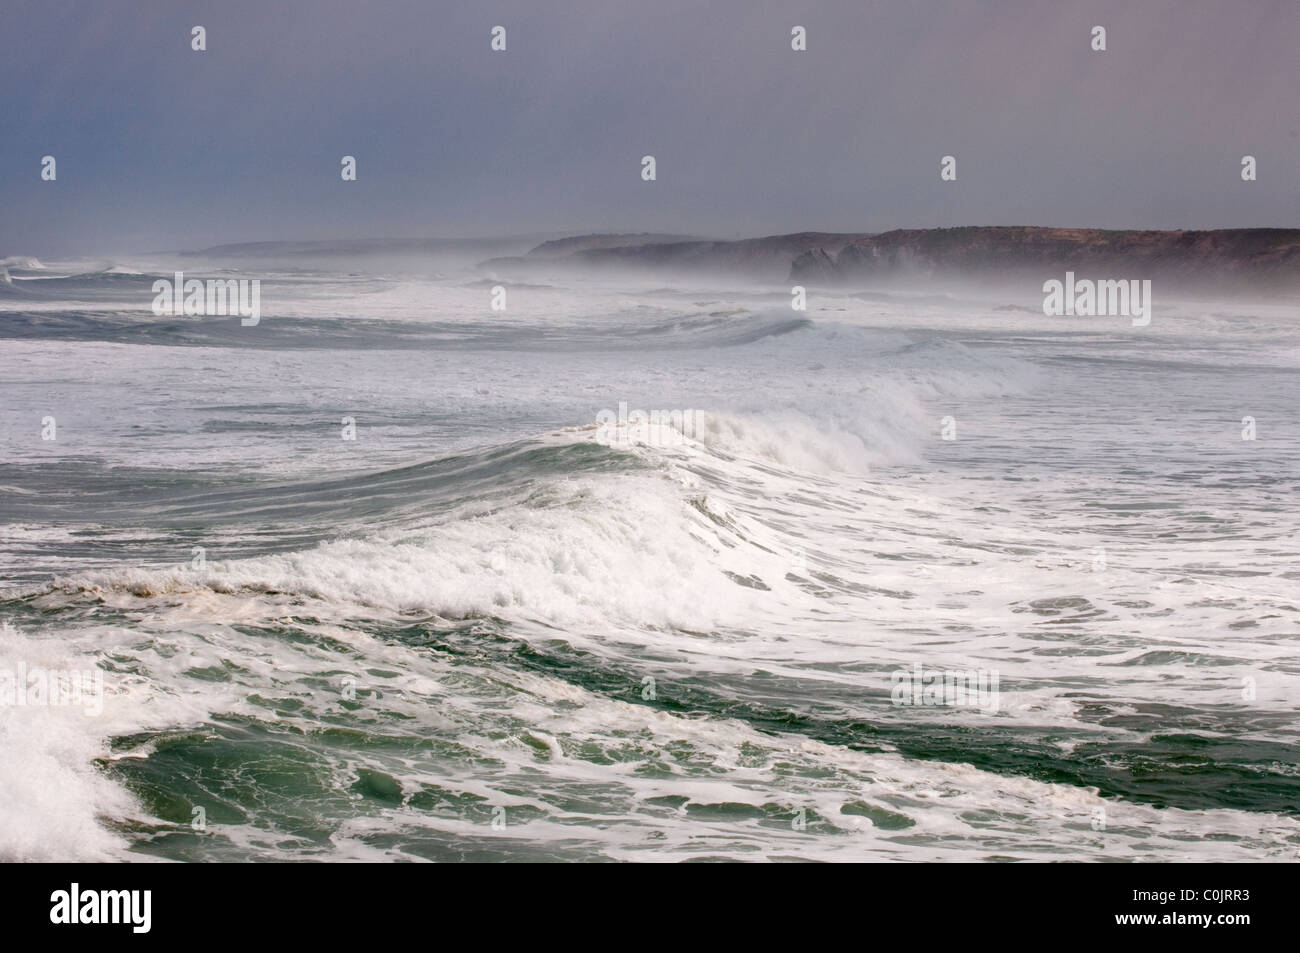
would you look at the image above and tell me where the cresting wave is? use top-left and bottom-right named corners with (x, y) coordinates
top-left (35, 410), bottom-right (903, 628)
top-left (0, 416), bottom-right (839, 860)
top-left (5, 396), bottom-right (1299, 861)
top-left (2, 267), bottom-right (1297, 862)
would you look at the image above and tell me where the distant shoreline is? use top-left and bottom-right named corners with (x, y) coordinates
top-left (19, 227), bottom-right (1294, 294)
top-left (487, 227), bottom-right (1300, 291)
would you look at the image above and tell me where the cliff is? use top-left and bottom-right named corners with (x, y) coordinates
top-left (791, 227), bottom-right (1300, 290)
top-left (481, 232), bottom-right (873, 278)
top-left (479, 226), bottom-right (1300, 290)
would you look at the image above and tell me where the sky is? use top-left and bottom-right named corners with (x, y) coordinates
top-left (3, 0), bottom-right (1298, 256)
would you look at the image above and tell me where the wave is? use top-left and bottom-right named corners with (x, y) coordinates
top-left (14, 302), bottom-right (1292, 861)
top-left (14, 346), bottom-right (1030, 635)
top-left (5, 385), bottom-right (1299, 859)
top-left (0, 256), bottom-right (45, 271)
top-left (0, 298), bottom-right (814, 352)
top-left (31, 414), bottom-right (844, 629)
top-left (0, 621), bottom-right (142, 861)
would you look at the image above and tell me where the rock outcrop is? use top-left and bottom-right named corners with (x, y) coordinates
top-left (482, 226), bottom-right (1300, 291)
top-left (788, 248), bottom-right (837, 284)
top-left (483, 232), bottom-right (873, 279)
top-left (790, 227), bottom-right (1300, 290)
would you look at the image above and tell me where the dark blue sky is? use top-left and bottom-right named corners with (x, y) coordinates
top-left (3, 0), bottom-right (1298, 255)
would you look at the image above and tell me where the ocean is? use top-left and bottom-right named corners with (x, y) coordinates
top-left (1, 256), bottom-right (1297, 861)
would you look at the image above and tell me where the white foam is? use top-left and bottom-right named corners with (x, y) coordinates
top-left (0, 621), bottom-right (139, 860)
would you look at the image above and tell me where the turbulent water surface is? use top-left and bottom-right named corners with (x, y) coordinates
top-left (1, 257), bottom-right (1297, 861)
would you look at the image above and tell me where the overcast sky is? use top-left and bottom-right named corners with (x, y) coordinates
top-left (3, 0), bottom-right (1298, 255)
